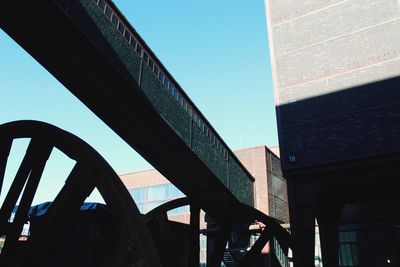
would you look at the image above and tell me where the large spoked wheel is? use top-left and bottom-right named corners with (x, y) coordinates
top-left (144, 197), bottom-right (293, 267)
top-left (0, 120), bottom-right (162, 267)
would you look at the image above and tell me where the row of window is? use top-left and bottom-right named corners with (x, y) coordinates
top-left (129, 184), bottom-right (185, 203)
top-left (135, 200), bottom-right (189, 215)
top-left (93, 0), bottom-right (229, 160)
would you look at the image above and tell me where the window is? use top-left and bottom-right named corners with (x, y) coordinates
top-left (197, 119), bottom-right (203, 130)
top-left (165, 184), bottom-right (184, 198)
top-left (168, 83), bottom-right (175, 94)
top-left (143, 52), bottom-right (149, 64)
top-left (168, 206), bottom-right (189, 215)
top-left (111, 13), bottom-right (119, 27)
top-left (339, 231), bottom-right (358, 266)
top-left (129, 187), bottom-right (147, 202)
top-left (188, 106), bottom-right (193, 117)
top-left (174, 90), bottom-right (180, 100)
top-left (130, 37), bottom-right (136, 47)
top-left (104, 5), bottom-right (112, 19)
top-left (148, 185), bottom-right (166, 201)
top-left (177, 93), bottom-right (184, 105)
top-left (135, 44), bottom-right (142, 55)
top-left (159, 72), bottom-right (165, 83)
top-left (117, 21), bottom-right (125, 34)
top-left (164, 78), bottom-right (169, 88)
top-left (148, 58), bottom-right (154, 70)
top-left (154, 65), bottom-right (159, 76)
top-left (124, 31), bottom-right (131, 43)
top-left (136, 203), bottom-right (146, 213)
top-left (98, 0), bottom-right (106, 11)
top-left (146, 200), bottom-right (166, 212)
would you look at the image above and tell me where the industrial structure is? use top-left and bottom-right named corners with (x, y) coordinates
top-left (0, 0), bottom-right (292, 266)
top-left (120, 145), bottom-right (289, 265)
top-left (265, 0), bottom-right (400, 266)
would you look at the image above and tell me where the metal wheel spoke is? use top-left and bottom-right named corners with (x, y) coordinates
top-left (0, 139), bottom-right (51, 234)
top-left (0, 138), bottom-right (12, 199)
top-left (17, 163), bottom-right (95, 266)
top-left (0, 140), bottom-right (52, 258)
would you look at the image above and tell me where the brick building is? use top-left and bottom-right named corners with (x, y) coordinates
top-left (265, 0), bottom-right (400, 266)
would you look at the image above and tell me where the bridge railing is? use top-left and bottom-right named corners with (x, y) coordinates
top-left (91, 0), bottom-right (255, 189)
top-left (93, 0), bottom-right (229, 159)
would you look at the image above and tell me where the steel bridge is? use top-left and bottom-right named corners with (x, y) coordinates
top-left (0, 0), bottom-right (254, 218)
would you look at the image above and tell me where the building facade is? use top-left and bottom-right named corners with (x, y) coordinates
top-left (265, 1), bottom-right (400, 266)
top-left (120, 145), bottom-right (288, 265)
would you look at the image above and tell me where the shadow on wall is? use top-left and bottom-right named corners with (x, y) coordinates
top-left (276, 76), bottom-right (400, 171)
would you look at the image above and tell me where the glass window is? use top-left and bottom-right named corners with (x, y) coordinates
top-left (154, 65), bottom-right (159, 76)
top-left (165, 184), bottom-right (184, 198)
top-left (164, 79), bottom-right (169, 88)
top-left (199, 238), bottom-right (207, 249)
top-left (98, 0), bottom-right (106, 11)
top-left (339, 231), bottom-right (358, 266)
top-left (104, 5), bottom-right (112, 19)
top-left (130, 36), bottom-right (136, 47)
top-left (146, 200), bottom-right (166, 212)
top-left (136, 203), bottom-right (146, 214)
top-left (148, 58), bottom-right (154, 70)
top-left (143, 52), bottom-right (149, 63)
top-left (159, 72), bottom-right (165, 83)
top-left (168, 205), bottom-right (188, 215)
top-left (129, 187), bottom-right (147, 202)
top-left (124, 31), bottom-right (131, 43)
top-left (148, 184), bottom-right (166, 201)
top-left (111, 13), bottom-right (119, 26)
top-left (135, 44), bottom-right (142, 55)
top-left (188, 106), bottom-right (193, 117)
top-left (168, 83), bottom-right (175, 94)
top-left (117, 22), bottom-right (125, 34)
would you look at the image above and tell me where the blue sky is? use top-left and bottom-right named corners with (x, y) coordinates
top-left (0, 1), bottom-right (276, 203)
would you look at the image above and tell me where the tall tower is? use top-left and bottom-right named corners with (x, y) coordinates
top-left (265, 1), bottom-right (400, 266)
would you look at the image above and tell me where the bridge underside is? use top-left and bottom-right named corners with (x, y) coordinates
top-left (0, 0), bottom-right (249, 219)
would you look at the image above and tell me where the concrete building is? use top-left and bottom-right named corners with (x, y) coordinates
top-left (265, 1), bottom-right (400, 266)
top-left (120, 145), bottom-right (288, 265)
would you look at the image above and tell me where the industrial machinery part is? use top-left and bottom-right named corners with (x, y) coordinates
top-left (0, 120), bottom-right (162, 267)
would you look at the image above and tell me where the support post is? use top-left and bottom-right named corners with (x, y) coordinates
top-left (188, 205), bottom-right (200, 267)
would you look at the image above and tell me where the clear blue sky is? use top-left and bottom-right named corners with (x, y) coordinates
top-left (0, 1), bottom-right (277, 203)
